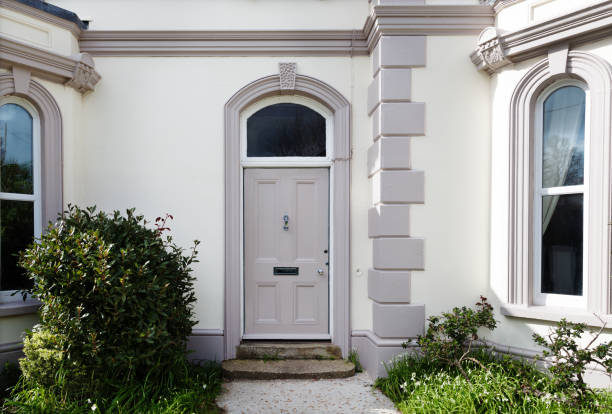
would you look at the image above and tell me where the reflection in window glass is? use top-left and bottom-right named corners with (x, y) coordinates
top-left (542, 86), bottom-right (585, 188)
top-left (541, 194), bottom-right (583, 296)
top-left (0, 200), bottom-right (34, 290)
top-left (247, 103), bottom-right (326, 157)
top-left (0, 104), bottom-right (33, 194)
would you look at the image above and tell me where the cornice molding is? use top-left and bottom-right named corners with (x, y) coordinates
top-left (78, 5), bottom-right (493, 57)
top-left (364, 5), bottom-right (494, 50)
top-left (0, 36), bottom-right (101, 93)
top-left (472, 1), bottom-right (612, 74)
top-left (0, 0), bottom-right (82, 37)
top-left (79, 30), bottom-right (369, 57)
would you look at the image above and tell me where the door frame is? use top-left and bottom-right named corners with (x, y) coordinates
top-left (240, 96), bottom-right (334, 341)
top-left (224, 74), bottom-right (351, 359)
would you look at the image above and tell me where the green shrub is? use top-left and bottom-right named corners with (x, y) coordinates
top-left (0, 362), bottom-right (21, 404)
top-left (18, 206), bottom-right (199, 391)
top-left (408, 296), bottom-right (496, 380)
top-left (533, 317), bottom-right (612, 407)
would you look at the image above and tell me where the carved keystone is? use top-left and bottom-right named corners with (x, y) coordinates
top-left (279, 62), bottom-right (297, 94)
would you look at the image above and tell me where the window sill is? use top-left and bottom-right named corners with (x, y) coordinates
top-left (0, 299), bottom-right (41, 317)
top-left (501, 304), bottom-right (612, 328)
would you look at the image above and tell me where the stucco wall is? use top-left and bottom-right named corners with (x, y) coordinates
top-left (47, 0), bottom-right (369, 31)
top-left (410, 35), bottom-right (491, 317)
top-left (68, 56), bottom-right (372, 332)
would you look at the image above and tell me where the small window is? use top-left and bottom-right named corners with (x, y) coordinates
top-left (0, 100), bottom-right (41, 292)
top-left (246, 103), bottom-right (326, 157)
top-left (534, 84), bottom-right (587, 307)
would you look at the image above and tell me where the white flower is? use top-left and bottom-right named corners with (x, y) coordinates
top-left (202, 384), bottom-right (207, 390)
top-left (414, 381), bottom-right (421, 386)
top-left (91, 403), bottom-right (98, 411)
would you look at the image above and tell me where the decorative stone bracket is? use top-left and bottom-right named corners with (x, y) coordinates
top-left (471, 27), bottom-right (511, 75)
top-left (0, 35), bottom-right (101, 94)
top-left (66, 53), bottom-right (101, 94)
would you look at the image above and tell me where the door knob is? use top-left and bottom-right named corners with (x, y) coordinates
top-left (317, 268), bottom-right (325, 275)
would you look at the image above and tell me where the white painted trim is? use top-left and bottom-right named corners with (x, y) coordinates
top-left (239, 95), bottom-right (333, 166)
top-left (532, 80), bottom-right (589, 308)
top-left (239, 95), bottom-right (335, 341)
top-left (0, 96), bottom-right (41, 303)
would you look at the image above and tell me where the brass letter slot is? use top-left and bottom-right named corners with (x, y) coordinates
top-left (273, 267), bottom-right (299, 276)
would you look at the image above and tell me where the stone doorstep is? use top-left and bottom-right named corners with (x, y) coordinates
top-left (236, 342), bottom-right (342, 360)
top-left (222, 359), bottom-right (355, 380)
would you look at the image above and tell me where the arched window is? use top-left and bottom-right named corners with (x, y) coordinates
top-left (533, 82), bottom-right (587, 307)
top-left (240, 96), bottom-right (332, 164)
top-left (247, 103), bottom-right (326, 157)
top-left (0, 97), bottom-right (41, 293)
top-left (504, 51), bottom-right (612, 323)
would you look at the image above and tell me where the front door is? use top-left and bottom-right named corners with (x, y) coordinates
top-left (244, 168), bottom-right (329, 337)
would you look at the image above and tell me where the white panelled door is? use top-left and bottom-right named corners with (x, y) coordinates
top-left (244, 168), bottom-right (329, 337)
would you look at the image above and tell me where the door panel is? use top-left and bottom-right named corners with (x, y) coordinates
top-left (244, 168), bottom-right (329, 336)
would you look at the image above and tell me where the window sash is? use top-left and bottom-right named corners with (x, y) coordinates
top-left (0, 97), bottom-right (42, 300)
top-left (533, 81), bottom-right (589, 308)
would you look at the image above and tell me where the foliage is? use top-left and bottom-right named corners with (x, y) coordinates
top-left (376, 350), bottom-right (612, 413)
top-left (533, 317), bottom-right (612, 407)
top-left (0, 363), bottom-right (21, 405)
top-left (3, 361), bottom-right (222, 414)
top-left (407, 296), bottom-right (496, 380)
top-left (17, 205), bottom-right (199, 392)
top-left (347, 349), bottom-right (363, 373)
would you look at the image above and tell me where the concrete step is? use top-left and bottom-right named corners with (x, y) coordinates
top-left (236, 342), bottom-right (342, 360)
top-left (222, 359), bottom-right (355, 380)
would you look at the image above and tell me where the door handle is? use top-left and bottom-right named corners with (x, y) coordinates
top-left (317, 268), bottom-right (325, 276)
top-left (282, 214), bottom-right (289, 231)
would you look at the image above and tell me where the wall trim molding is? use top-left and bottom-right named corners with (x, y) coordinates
top-left (0, 300), bottom-right (40, 317)
top-left (0, 0), bottom-right (84, 37)
top-left (78, 5), bottom-right (493, 57)
top-left (0, 71), bottom-right (63, 226)
top-left (0, 36), bottom-right (101, 94)
top-left (191, 329), bottom-right (224, 336)
top-left (224, 74), bottom-right (351, 360)
top-left (507, 51), bottom-right (612, 314)
top-left (472, 1), bottom-right (612, 74)
top-left (0, 341), bottom-right (23, 353)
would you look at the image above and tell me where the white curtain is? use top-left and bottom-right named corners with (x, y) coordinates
top-left (541, 88), bottom-right (584, 232)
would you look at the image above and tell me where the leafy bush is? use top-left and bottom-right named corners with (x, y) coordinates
top-left (408, 296), bottom-right (496, 379)
top-left (376, 351), bottom-right (612, 414)
top-left (533, 317), bottom-right (612, 407)
top-left (0, 363), bottom-right (21, 404)
top-left (4, 361), bottom-right (223, 414)
top-left (17, 206), bottom-right (199, 391)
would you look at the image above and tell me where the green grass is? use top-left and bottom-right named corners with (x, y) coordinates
top-left (347, 349), bottom-right (363, 373)
top-left (375, 350), bottom-right (612, 414)
top-left (1, 361), bottom-right (223, 414)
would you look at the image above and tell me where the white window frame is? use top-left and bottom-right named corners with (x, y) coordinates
top-left (240, 95), bottom-right (334, 168)
top-left (532, 80), bottom-right (589, 308)
top-left (0, 96), bottom-right (42, 303)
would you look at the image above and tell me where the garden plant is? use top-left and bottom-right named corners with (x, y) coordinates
top-left (376, 297), bottom-right (612, 413)
top-left (2, 206), bottom-right (222, 413)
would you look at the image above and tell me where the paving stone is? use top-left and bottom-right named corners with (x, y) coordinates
top-left (217, 372), bottom-right (399, 414)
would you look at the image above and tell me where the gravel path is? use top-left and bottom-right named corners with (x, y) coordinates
top-left (217, 372), bottom-right (400, 414)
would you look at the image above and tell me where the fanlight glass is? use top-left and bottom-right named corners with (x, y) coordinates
top-left (247, 103), bottom-right (326, 157)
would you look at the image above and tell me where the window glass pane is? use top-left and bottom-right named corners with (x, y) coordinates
top-left (541, 193), bottom-right (583, 296)
top-left (0, 104), bottom-right (34, 194)
top-left (0, 200), bottom-right (34, 290)
top-left (247, 103), bottom-right (326, 157)
top-left (542, 86), bottom-right (585, 188)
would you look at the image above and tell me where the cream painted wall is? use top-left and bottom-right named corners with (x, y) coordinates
top-left (497, 0), bottom-right (606, 32)
top-left (47, 0), bottom-right (369, 31)
top-left (410, 36), bottom-right (491, 317)
top-left (0, 6), bottom-right (79, 55)
top-left (488, 39), bottom-right (612, 351)
top-left (71, 56), bottom-right (372, 331)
